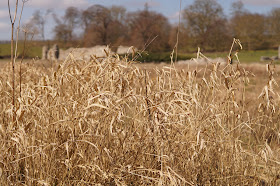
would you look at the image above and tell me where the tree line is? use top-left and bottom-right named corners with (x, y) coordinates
top-left (26, 0), bottom-right (280, 52)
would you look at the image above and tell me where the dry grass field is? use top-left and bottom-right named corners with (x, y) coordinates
top-left (1, 54), bottom-right (280, 185)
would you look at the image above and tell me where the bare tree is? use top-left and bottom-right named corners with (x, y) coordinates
top-left (82, 5), bottom-right (113, 46)
top-left (81, 5), bottom-right (107, 32)
top-left (168, 25), bottom-right (190, 52)
top-left (230, 0), bottom-right (247, 16)
top-left (183, 0), bottom-right (227, 51)
top-left (26, 9), bottom-right (51, 40)
top-left (110, 5), bottom-right (126, 23)
top-left (53, 23), bottom-right (70, 43)
top-left (53, 7), bottom-right (80, 43)
top-left (127, 6), bottom-right (171, 52)
top-left (108, 6), bottom-right (128, 46)
top-left (268, 8), bottom-right (280, 45)
top-left (230, 12), bottom-right (266, 50)
top-left (64, 7), bottom-right (80, 41)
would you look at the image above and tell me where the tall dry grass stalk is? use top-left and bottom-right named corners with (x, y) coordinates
top-left (0, 49), bottom-right (280, 184)
top-left (7, 0), bottom-right (28, 124)
top-left (8, 0), bottom-right (19, 123)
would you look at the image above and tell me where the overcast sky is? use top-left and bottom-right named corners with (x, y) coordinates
top-left (0, 0), bottom-right (279, 40)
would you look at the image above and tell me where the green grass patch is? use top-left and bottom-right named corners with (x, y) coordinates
top-left (0, 43), bottom-right (42, 59)
top-left (0, 44), bottom-right (12, 58)
top-left (204, 50), bottom-right (279, 63)
top-left (126, 50), bottom-right (279, 63)
top-left (238, 50), bottom-right (278, 63)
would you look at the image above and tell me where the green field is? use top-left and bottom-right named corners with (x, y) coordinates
top-left (0, 43), bottom-right (42, 59)
top-left (204, 50), bottom-right (279, 63)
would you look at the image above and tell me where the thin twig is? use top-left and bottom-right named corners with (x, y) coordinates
top-left (15, 0), bottom-right (28, 97)
top-left (19, 31), bottom-right (28, 97)
top-left (174, 0), bottom-right (182, 64)
top-left (14, 0), bottom-right (27, 62)
top-left (132, 35), bottom-right (158, 62)
top-left (8, 0), bottom-right (19, 124)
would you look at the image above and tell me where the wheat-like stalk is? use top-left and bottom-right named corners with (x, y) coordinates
top-left (0, 50), bottom-right (280, 185)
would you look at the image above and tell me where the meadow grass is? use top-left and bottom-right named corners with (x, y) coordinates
top-left (0, 52), bottom-right (280, 185)
top-left (204, 49), bottom-right (279, 63)
top-left (0, 43), bottom-right (42, 59)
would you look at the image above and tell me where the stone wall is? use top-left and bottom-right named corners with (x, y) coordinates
top-left (42, 46), bottom-right (49, 60)
top-left (59, 46), bottom-right (138, 61)
top-left (42, 44), bottom-right (59, 60)
top-left (59, 45), bottom-right (112, 61)
top-left (116, 46), bottom-right (136, 55)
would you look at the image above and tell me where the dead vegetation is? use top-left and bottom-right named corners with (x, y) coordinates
top-left (0, 53), bottom-right (280, 185)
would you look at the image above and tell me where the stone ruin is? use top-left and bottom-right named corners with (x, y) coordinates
top-left (42, 44), bottom-right (60, 60)
top-left (42, 46), bottom-right (49, 60)
top-left (42, 45), bottom-right (137, 61)
top-left (58, 45), bottom-right (111, 61)
top-left (58, 45), bottom-right (138, 61)
top-left (116, 46), bottom-right (137, 55)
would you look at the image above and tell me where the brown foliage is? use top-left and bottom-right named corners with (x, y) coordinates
top-left (230, 13), bottom-right (267, 50)
top-left (183, 0), bottom-right (230, 51)
top-left (49, 2), bottom-right (280, 51)
top-left (128, 9), bottom-right (171, 52)
top-left (82, 5), bottom-right (128, 47)
top-left (53, 7), bottom-right (80, 43)
top-left (268, 8), bottom-right (280, 47)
